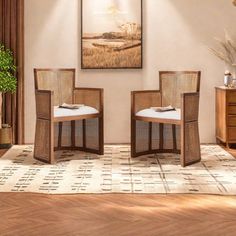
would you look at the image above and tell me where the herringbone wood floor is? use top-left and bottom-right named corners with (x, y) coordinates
top-left (1, 147), bottom-right (236, 236)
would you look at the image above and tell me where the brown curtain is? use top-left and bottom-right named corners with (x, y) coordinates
top-left (0, 0), bottom-right (24, 144)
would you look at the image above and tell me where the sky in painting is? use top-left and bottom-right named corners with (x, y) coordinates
top-left (82, 0), bottom-right (141, 34)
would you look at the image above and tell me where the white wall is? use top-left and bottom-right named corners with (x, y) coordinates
top-left (25, 0), bottom-right (236, 144)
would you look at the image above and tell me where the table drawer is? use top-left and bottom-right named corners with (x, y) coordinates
top-left (228, 105), bottom-right (236, 114)
top-left (228, 92), bottom-right (236, 104)
top-left (228, 116), bottom-right (236, 126)
top-left (228, 127), bottom-right (236, 141)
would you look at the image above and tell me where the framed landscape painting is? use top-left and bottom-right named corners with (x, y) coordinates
top-left (81, 0), bottom-right (143, 69)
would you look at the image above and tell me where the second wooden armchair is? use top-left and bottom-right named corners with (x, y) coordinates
top-left (131, 71), bottom-right (201, 167)
top-left (34, 68), bottom-right (104, 164)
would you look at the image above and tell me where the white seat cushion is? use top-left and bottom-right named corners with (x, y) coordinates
top-left (136, 108), bottom-right (181, 120)
top-left (54, 106), bottom-right (99, 118)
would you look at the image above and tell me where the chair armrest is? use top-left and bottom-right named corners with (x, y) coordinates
top-left (73, 88), bottom-right (103, 112)
top-left (181, 92), bottom-right (200, 122)
top-left (131, 90), bottom-right (161, 115)
top-left (35, 90), bottom-right (53, 120)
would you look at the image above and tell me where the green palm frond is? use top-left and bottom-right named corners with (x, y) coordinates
top-left (0, 44), bottom-right (17, 93)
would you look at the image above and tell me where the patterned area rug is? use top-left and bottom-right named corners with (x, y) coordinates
top-left (0, 145), bottom-right (236, 195)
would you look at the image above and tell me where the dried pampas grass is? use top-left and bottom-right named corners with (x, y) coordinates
top-left (209, 31), bottom-right (236, 66)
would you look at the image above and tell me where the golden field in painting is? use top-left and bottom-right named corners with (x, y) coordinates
top-left (82, 21), bottom-right (142, 68)
top-left (82, 46), bottom-right (141, 69)
top-left (82, 0), bottom-right (142, 68)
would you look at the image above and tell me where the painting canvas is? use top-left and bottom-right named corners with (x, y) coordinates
top-left (81, 0), bottom-right (142, 69)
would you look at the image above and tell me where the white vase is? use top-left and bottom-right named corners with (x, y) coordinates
top-left (224, 74), bottom-right (232, 87)
top-left (225, 64), bottom-right (236, 78)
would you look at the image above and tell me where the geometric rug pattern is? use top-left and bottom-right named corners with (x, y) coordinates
top-left (0, 145), bottom-right (236, 195)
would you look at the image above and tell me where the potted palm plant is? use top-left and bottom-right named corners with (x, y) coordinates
top-left (0, 44), bottom-right (17, 148)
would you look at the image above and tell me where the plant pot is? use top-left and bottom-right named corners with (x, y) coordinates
top-left (0, 127), bottom-right (12, 149)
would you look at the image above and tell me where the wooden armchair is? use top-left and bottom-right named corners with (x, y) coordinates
top-left (131, 71), bottom-right (201, 167)
top-left (34, 68), bottom-right (104, 164)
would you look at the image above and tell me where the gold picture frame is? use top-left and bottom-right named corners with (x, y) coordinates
top-left (81, 0), bottom-right (143, 69)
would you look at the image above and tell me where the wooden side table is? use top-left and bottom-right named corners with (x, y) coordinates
top-left (215, 86), bottom-right (236, 148)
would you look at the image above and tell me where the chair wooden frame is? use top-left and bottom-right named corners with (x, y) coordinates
top-left (34, 68), bottom-right (104, 164)
top-left (131, 71), bottom-right (201, 167)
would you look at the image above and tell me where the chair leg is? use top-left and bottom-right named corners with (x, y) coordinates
top-left (71, 121), bottom-right (76, 147)
top-left (159, 123), bottom-right (164, 150)
top-left (172, 124), bottom-right (177, 151)
top-left (99, 117), bottom-right (104, 155)
top-left (81, 119), bottom-right (86, 149)
top-left (181, 121), bottom-right (201, 167)
top-left (34, 118), bottom-right (54, 164)
top-left (78, 118), bottom-right (103, 155)
top-left (58, 122), bottom-right (63, 148)
top-left (148, 122), bottom-right (152, 151)
top-left (131, 119), bottom-right (136, 157)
